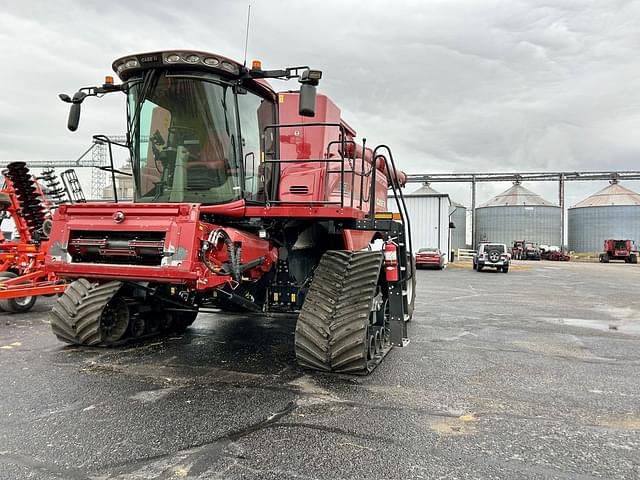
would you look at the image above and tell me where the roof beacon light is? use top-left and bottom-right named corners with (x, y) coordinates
top-left (251, 59), bottom-right (262, 70)
top-left (104, 75), bottom-right (114, 85)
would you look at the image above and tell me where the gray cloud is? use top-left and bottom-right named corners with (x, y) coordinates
top-left (1, 0), bottom-right (639, 205)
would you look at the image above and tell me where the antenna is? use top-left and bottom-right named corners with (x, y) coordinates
top-left (243, 4), bottom-right (251, 67)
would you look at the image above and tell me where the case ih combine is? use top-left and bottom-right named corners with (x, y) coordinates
top-left (50, 50), bottom-right (414, 374)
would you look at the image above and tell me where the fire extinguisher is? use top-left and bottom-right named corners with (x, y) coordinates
top-left (384, 242), bottom-right (399, 282)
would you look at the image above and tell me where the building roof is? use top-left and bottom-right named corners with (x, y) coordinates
top-left (404, 183), bottom-right (466, 208)
top-left (479, 183), bottom-right (557, 208)
top-left (571, 182), bottom-right (640, 208)
top-left (405, 183), bottom-right (446, 197)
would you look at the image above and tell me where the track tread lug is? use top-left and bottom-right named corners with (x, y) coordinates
top-left (49, 279), bottom-right (124, 345)
top-left (295, 250), bottom-right (384, 375)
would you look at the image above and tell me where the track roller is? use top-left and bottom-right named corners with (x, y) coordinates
top-left (294, 250), bottom-right (387, 374)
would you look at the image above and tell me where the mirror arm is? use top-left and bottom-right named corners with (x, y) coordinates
top-left (59, 83), bottom-right (125, 132)
top-left (59, 83), bottom-right (124, 104)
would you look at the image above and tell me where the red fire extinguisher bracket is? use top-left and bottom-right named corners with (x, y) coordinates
top-left (384, 242), bottom-right (399, 282)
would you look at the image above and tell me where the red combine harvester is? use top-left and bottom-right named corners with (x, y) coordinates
top-left (599, 239), bottom-right (637, 264)
top-left (49, 51), bottom-right (414, 373)
top-left (0, 163), bottom-right (67, 312)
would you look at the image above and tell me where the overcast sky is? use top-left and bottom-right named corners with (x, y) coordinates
top-left (1, 0), bottom-right (639, 206)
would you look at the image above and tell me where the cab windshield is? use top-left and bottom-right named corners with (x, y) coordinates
top-left (128, 73), bottom-right (241, 204)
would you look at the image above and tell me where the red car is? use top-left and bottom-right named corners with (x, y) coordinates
top-left (416, 247), bottom-right (446, 270)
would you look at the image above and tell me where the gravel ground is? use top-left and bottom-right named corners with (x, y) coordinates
top-left (0, 260), bottom-right (639, 479)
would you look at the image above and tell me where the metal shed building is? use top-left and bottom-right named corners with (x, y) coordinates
top-left (568, 181), bottom-right (640, 253)
top-left (475, 183), bottom-right (561, 247)
top-left (392, 183), bottom-right (451, 260)
top-left (450, 200), bottom-right (467, 251)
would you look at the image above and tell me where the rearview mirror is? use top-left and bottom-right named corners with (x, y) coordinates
top-left (64, 91), bottom-right (88, 132)
top-left (298, 84), bottom-right (316, 117)
top-left (68, 103), bottom-right (81, 132)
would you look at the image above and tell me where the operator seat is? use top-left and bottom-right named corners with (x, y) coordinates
top-left (184, 129), bottom-right (232, 191)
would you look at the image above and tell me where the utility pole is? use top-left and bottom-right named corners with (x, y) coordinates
top-left (471, 176), bottom-right (476, 249)
top-left (559, 173), bottom-right (565, 251)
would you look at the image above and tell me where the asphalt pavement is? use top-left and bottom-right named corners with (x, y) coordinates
top-left (1, 261), bottom-right (639, 479)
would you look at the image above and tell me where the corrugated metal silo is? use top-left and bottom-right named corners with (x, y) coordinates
top-left (450, 200), bottom-right (467, 251)
top-left (568, 181), bottom-right (640, 253)
top-left (475, 183), bottom-right (561, 247)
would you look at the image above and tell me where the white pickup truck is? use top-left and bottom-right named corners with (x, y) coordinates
top-left (473, 243), bottom-right (511, 273)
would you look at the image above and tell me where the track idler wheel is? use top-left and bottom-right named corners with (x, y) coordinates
top-left (294, 250), bottom-right (385, 374)
top-left (98, 296), bottom-right (130, 342)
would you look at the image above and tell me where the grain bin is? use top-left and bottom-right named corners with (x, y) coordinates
top-left (475, 182), bottom-right (561, 247)
top-left (568, 181), bottom-right (640, 253)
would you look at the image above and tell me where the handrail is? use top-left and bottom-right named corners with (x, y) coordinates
top-left (261, 122), bottom-right (353, 208)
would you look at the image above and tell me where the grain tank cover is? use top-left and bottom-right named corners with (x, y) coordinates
top-left (480, 184), bottom-right (556, 207)
top-left (571, 182), bottom-right (640, 208)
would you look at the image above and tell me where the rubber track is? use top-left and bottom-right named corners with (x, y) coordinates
top-left (49, 279), bottom-right (124, 345)
top-left (295, 250), bottom-right (383, 374)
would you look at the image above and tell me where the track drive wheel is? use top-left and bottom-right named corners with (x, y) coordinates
top-left (49, 279), bottom-right (127, 345)
top-left (294, 250), bottom-right (384, 374)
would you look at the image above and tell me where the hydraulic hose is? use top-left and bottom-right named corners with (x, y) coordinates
top-left (205, 229), bottom-right (242, 282)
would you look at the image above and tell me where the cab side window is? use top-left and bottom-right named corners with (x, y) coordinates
top-left (237, 93), bottom-right (274, 199)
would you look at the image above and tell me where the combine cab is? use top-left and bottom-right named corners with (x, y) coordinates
top-left (599, 239), bottom-right (637, 264)
top-left (48, 51), bottom-right (414, 374)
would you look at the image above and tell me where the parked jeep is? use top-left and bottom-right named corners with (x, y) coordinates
top-left (473, 243), bottom-right (510, 273)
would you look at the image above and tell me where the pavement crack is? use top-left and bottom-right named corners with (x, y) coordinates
top-left (226, 400), bottom-right (296, 441)
top-left (100, 401), bottom-right (297, 477)
top-left (269, 421), bottom-right (401, 445)
top-left (0, 451), bottom-right (90, 480)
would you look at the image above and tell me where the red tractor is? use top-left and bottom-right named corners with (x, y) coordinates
top-left (48, 51), bottom-right (415, 374)
top-left (599, 239), bottom-right (637, 264)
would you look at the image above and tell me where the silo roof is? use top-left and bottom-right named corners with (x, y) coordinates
top-left (571, 182), bottom-right (640, 208)
top-left (479, 184), bottom-right (556, 207)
